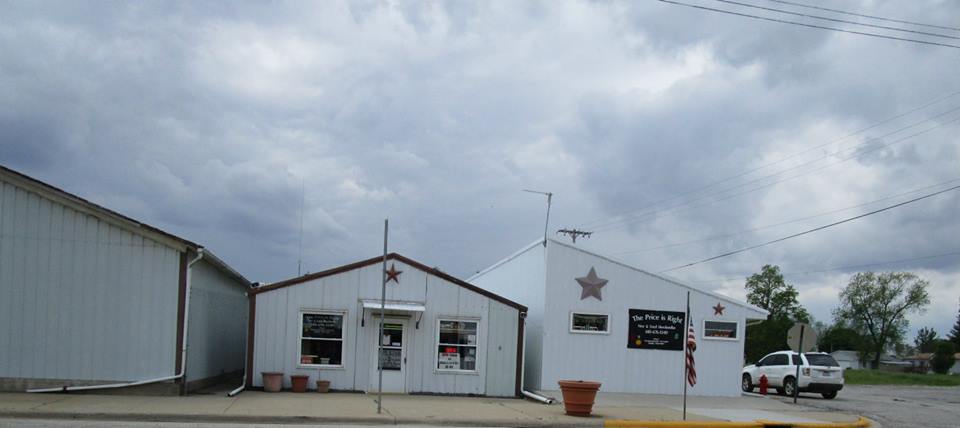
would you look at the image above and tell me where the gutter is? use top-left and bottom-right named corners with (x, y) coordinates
top-left (28, 249), bottom-right (205, 393)
top-left (227, 290), bottom-right (251, 397)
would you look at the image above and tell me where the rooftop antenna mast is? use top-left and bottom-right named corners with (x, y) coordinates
top-left (522, 189), bottom-right (552, 247)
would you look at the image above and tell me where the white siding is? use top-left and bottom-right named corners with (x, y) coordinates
top-left (252, 258), bottom-right (521, 395)
top-left (0, 179), bottom-right (180, 386)
top-left (469, 241), bottom-right (545, 390)
top-left (540, 241), bottom-right (759, 396)
top-left (185, 258), bottom-right (248, 384)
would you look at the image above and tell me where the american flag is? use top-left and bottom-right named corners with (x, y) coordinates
top-left (686, 321), bottom-right (697, 387)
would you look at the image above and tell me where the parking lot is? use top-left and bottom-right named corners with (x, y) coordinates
top-left (768, 384), bottom-right (960, 428)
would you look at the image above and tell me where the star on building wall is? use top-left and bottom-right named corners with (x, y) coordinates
top-left (576, 267), bottom-right (607, 301)
top-left (385, 263), bottom-right (403, 284)
top-left (713, 302), bottom-right (726, 316)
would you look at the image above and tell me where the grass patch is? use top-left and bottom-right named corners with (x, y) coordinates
top-left (843, 369), bottom-right (960, 386)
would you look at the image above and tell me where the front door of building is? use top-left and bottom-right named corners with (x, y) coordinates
top-left (370, 318), bottom-right (407, 393)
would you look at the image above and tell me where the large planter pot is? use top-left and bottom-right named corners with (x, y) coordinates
top-left (261, 372), bottom-right (283, 392)
top-left (290, 375), bottom-right (310, 393)
top-left (316, 380), bottom-right (331, 393)
top-left (558, 380), bottom-right (602, 417)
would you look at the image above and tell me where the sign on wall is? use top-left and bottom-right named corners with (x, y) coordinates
top-left (438, 352), bottom-right (460, 370)
top-left (627, 309), bottom-right (686, 351)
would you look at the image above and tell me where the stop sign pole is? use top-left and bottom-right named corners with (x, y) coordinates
top-left (793, 325), bottom-right (804, 404)
top-left (787, 322), bottom-right (816, 404)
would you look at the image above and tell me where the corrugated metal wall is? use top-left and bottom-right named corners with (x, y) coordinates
top-left (185, 258), bottom-right (248, 384)
top-left (541, 241), bottom-right (762, 396)
top-left (252, 260), bottom-right (520, 396)
top-left (0, 179), bottom-right (180, 385)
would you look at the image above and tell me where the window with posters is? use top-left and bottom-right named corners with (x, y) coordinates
top-left (436, 319), bottom-right (479, 372)
top-left (703, 320), bottom-right (739, 340)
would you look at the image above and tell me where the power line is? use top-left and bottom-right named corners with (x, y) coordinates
top-left (659, 184), bottom-right (960, 273)
top-left (576, 91), bottom-right (960, 230)
top-left (686, 250), bottom-right (960, 283)
top-left (656, 0), bottom-right (960, 49)
top-left (610, 178), bottom-right (960, 255)
top-left (711, 0), bottom-right (960, 40)
top-left (589, 112), bottom-right (960, 233)
top-left (765, 0), bottom-right (960, 32)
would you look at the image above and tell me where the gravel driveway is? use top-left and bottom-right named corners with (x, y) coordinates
top-left (769, 384), bottom-right (960, 428)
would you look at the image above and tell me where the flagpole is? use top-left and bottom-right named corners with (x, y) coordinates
top-left (683, 290), bottom-right (690, 421)
top-left (377, 219), bottom-right (388, 414)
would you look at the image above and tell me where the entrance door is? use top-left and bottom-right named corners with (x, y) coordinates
top-left (371, 319), bottom-right (407, 393)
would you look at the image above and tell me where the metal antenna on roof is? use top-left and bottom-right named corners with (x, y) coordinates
top-left (522, 189), bottom-right (552, 247)
top-left (557, 228), bottom-right (592, 243)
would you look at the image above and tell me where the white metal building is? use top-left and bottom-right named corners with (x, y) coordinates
top-left (469, 238), bottom-right (768, 397)
top-left (0, 165), bottom-right (250, 393)
top-left (247, 253), bottom-right (527, 397)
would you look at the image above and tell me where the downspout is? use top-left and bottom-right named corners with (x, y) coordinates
top-left (518, 314), bottom-right (554, 404)
top-left (28, 248), bottom-right (204, 393)
top-left (227, 290), bottom-right (251, 397)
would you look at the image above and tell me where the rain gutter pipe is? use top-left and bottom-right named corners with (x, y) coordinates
top-left (518, 319), bottom-right (554, 404)
top-left (226, 290), bottom-right (250, 397)
top-left (28, 249), bottom-right (205, 393)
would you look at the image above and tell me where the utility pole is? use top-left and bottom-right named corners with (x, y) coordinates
top-left (522, 189), bottom-right (552, 247)
top-left (557, 228), bottom-right (592, 243)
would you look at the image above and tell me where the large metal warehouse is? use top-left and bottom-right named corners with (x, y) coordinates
top-left (469, 238), bottom-right (768, 397)
top-left (248, 253), bottom-right (527, 396)
top-left (0, 165), bottom-right (251, 394)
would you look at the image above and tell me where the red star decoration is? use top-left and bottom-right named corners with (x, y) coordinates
top-left (385, 263), bottom-right (403, 284)
top-left (712, 302), bottom-right (726, 316)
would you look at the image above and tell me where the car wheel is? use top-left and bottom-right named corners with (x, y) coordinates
top-left (784, 377), bottom-right (797, 397)
top-left (741, 374), bottom-right (753, 392)
top-left (821, 391), bottom-right (837, 399)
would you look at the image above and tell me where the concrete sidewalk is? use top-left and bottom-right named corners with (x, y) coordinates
top-left (0, 390), bottom-right (867, 427)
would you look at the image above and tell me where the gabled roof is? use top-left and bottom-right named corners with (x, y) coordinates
top-left (0, 164), bottom-right (250, 286)
top-left (251, 253), bottom-right (527, 312)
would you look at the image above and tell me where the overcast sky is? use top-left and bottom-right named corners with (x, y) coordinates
top-left (2, 0), bottom-right (958, 340)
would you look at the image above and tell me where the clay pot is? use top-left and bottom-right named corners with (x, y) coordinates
top-left (290, 375), bottom-right (310, 393)
top-left (261, 372), bottom-right (283, 392)
top-left (316, 379), bottom-right (331, 393)
top-left (558, 380), bottom-right (602, 416)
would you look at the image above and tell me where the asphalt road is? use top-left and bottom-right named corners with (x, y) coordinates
top-left (769, 384), bottom-right (960, 428)
top-left (0, 419), bottom-right (488, 428)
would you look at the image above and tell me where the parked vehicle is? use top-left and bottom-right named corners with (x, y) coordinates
top-left (741, 351), bottom-right (844, 399)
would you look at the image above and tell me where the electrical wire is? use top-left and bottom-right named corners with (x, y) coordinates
top-left (765, 0), bottom-right (960, 32)
top-left (656, 0), bottom-right (960, 49)
top-left (575, 91), bottom-right (960, 230)
top-left (589, 112), bottom-right (960, 233)
top-left (711, 0), bottom-right (960, 40)
top-left (686, 250), bottom-right (960, 283)
top-left (659, 184), bottom-right (960, 273)
top-left (610, 178), bottom-right (960, 255)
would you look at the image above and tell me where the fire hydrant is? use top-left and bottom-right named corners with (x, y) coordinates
top-left (759, 374), bottom-right (769, 396)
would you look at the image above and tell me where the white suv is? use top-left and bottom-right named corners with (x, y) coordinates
top-left (741, 351), bottom-right (844, 399)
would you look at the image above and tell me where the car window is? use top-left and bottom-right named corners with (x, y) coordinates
top-left (758, 355), bottom-right (773, 366)
top-left (770, 354), bottom-right (787, 365)
top-left (791, 353), bottom-right (801, 365)
top-left (804, 353), bottom-right (840, 367)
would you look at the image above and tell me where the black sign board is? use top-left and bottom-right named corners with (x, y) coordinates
top-left (627, 309), bottom-right (686, 351)
top-left (303, 314), bottom-right (342, 339)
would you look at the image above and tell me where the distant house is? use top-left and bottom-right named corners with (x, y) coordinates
top-left (469, 238), bottom-right (768, 397)
top-left (904, 353), bottom-right (960, 375)
top-left (0, 165), bottom-right (250, 394)
top-left (830, 350), bottom-right (862, 370)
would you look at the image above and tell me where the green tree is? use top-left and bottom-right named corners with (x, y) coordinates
top-left (949, 301), bottom-right (960, 348)
top-left (930, 341), bottom-right (956, 374)
top-left (743, 265), bottom-right (810, 363)
top-left (818, 322), bottom-right (865, 353)
top-left (834, 272), bottom-right (930, 369)
top-left (913, 327), bottom-right (938, 353)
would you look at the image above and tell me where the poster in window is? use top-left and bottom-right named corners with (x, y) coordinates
top-left (438, 352), bottom-right (460, 370)
top-left (627, 309), bottom-right (685, 351)
top-left (704, 321), bottom-right (738, 339)
top-left (303, 314), bottom-right (342, 338)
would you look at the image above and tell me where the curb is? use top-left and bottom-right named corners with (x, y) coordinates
top-left (605, 417), bottom-right (872, 428)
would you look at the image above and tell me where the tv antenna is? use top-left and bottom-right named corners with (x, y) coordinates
top-left (522, 189), bottom-right (552, 247)
top-left (557, 228), bottom-right (592, 243)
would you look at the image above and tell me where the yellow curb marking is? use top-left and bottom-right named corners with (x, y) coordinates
top-left (605, 416), bottom-right (871, 428)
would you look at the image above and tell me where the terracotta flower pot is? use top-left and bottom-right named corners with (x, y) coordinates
top-left (316, 379), bottom-right (331, 393)
top-left (261, 371), bottom-right (283, 392)
top-left (558, 380), bottom-right (602, 416)
top-left (290, 375), bottom-right (310, 393)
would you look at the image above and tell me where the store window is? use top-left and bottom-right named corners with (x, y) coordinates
top-left (570, 312), bottom-right (610, 334)
top-left (300, 311), bottom-right (345, 367)
top-left (703, 320), bottom-right (738, 340)
top-left (436, 319), bottom-right (479, 372)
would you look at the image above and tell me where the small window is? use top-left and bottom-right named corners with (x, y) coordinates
top-left (437, 319), bottom-right (479, 372)
top-left (805, 353), bottom-right (840, 367)
top-left (703, 320), bottom-right (738, 340)
top-left (570, 313), bottom-right (610, 334)
top-left (771, 354), bottom-right (788, 366)
top-left (300, 312), bottom-right (345, 367)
